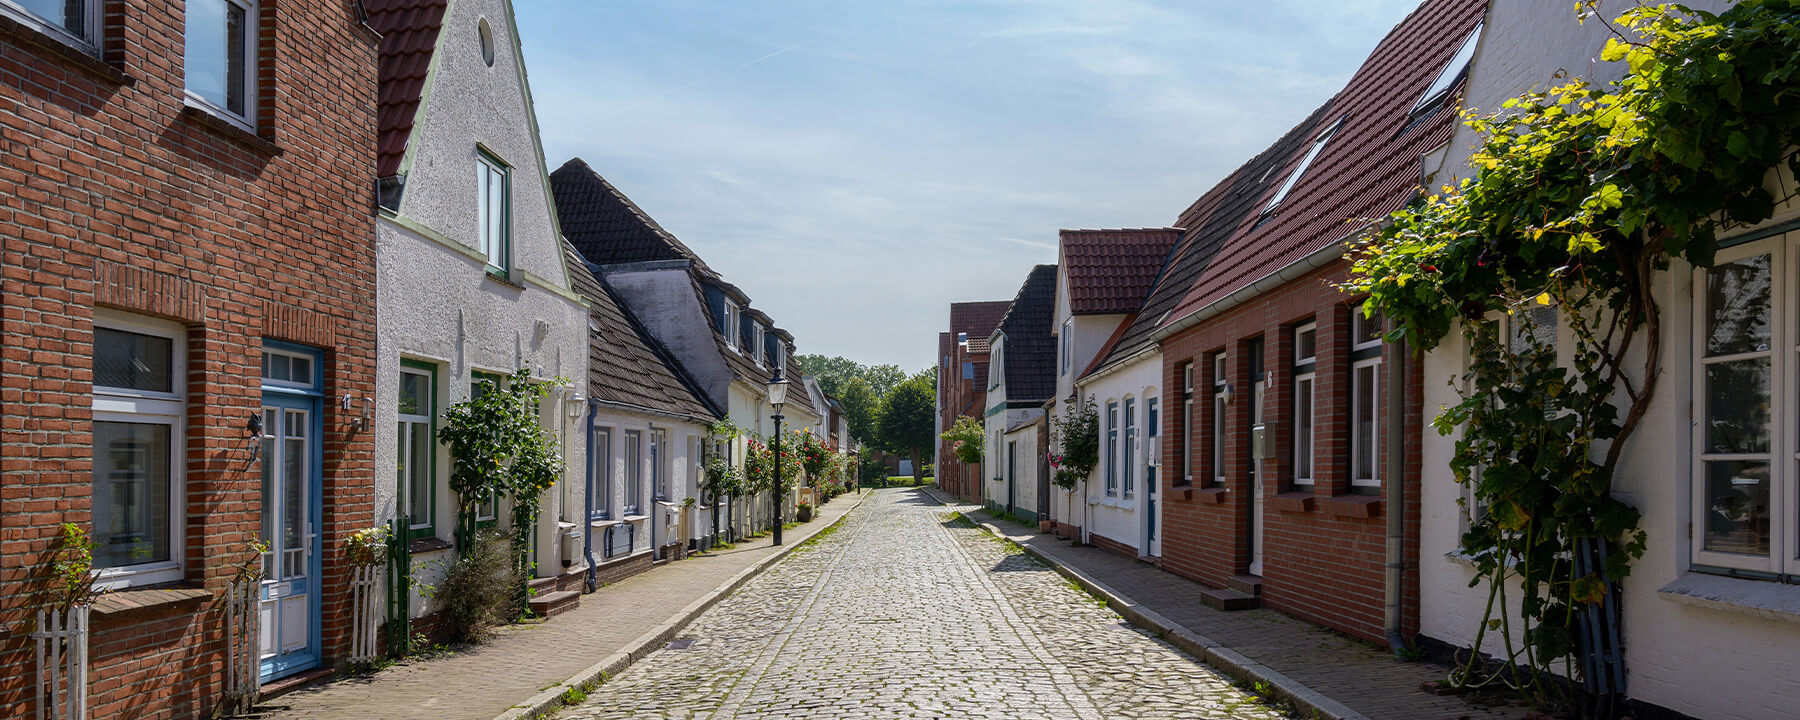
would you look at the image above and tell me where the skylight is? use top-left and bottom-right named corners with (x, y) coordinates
top-left (1262, 118), bottom-right (1344, 217)
top-left (1412, 22), bottom-right (1483, 117)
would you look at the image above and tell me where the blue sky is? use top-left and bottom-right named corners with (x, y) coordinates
top-left (516, 0), bottom-right (1423, 372)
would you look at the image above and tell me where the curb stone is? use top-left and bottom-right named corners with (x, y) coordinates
top-left (920, 487), bottom-right (1369, 720)
top-left (493, 489), bottom-right (873, 720)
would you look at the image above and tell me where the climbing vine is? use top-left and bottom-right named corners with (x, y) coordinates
top-left (1344, 1), bottom-right (1800, 708)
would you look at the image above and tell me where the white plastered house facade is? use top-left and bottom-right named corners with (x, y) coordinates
top-left (984, 332), bottom-right (1043, 521)
top-left (373, 0), bottom-right (589, 616)
top-left (584, 406), bottom-right (705, 565)
top-left (1414, 3), bottom-right (1800, 718)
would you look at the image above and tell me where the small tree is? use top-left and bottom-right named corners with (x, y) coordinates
top-left (940, 416), bottom-right (985, 465)
top-left (877, 372), bottom-right (937, 475)
top-left (1048, 398), bottom-right (1099, 490)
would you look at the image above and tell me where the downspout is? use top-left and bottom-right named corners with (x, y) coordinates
top-left (650, 421), bottom-right (663, 561)
top-left (1383, 327), bottom-right (1408, 654)
top-left (583, 399), bottom-right (598, 593)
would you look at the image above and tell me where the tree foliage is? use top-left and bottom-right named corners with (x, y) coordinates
top-left (795, 354), bottom-right (907, 398)
top-left (940, 415), bottom-right (985, 465)
top-left (1343, 1), bottom-right (1800, 707)
top-left (877, 371), bottom-right (937, 467)
top-left (836, 376), bottom-right (880, 444)
top-left (1047, 398), bottom-right (1099, 490)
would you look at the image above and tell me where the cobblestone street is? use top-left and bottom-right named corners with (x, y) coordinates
top-left (563, 489), bottom-right (1287, 720)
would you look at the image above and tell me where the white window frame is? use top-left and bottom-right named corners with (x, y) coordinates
top-left (1691, 236), bottom-right (1795, 574)
top-left (262, 347), bottom-right (316, 391)
top-left (1122, 397), bottom-right (1137, 499)
top-left (1411, 22), bottom-right (1483, 117)
top-left (1212, 353), bottom-right (1227, 485)
top-left (652, 428), bottom-right (668, 501)
top-left (1182, 362), bottom-right (1194, 482)
top-left (722, 302), bottom-right (740, 351)
top-left (476, 150), bottom-right (511, 272)
top-left (1061, 319), bottom-right (1073, 375)
top-left (623, 430), bottom-right (643, 516)
top-left (182, 0), bottom-right (259, 129)
top-left (751, 324), bottom-right (766, 366)
top-left (398, 363), bottom-right (435, 534)
top-left (1105, 401), bottom-right (1119, 495)
top-left (1263, 117), bottom-right (1343, 217)
top-left (2, 0), bottom-right (102, 50)
top-left (777, 343), bottom-right (788, 378)
top-left (91, 310), bottom-right (187, 589)
top-left (1350, 358), bottom-right (1381, 488)
top-left (1294, 322), bottom-right (1317, 486)
top-left (593, 428), bottom-right (613, 520)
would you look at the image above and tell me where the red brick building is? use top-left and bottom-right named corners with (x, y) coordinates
top-left (1, 1), bottom-right (378, 716)
top-left (936, 301), bottom-right (1009, 502)
top-left (1153, 0), bottom-right (1484, 646)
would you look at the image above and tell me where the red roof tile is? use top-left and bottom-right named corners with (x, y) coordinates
top-left (1166, 0), bottom-right (1485, 324)
top-left (1060, 228), bottom-right (1183, 315)
top-left (950, 301), bottom-right (1010, 345)
top-left (367, 0), bottom-right (449, 178)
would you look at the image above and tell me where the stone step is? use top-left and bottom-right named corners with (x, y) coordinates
top-left (528, 575), bottom-right (559, 593)
top-left (528, 589), bottom-right (580, 619)
top-left (1199, 587), bottom-right (1260, 611)
top-left (1228, 574), bottom-right (1264, 596)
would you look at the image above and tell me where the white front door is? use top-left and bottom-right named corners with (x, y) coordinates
top-left (260, 403), bottom-right (318, 679)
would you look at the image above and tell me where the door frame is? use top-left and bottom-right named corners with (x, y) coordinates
top-left (259, 340), bottom-right (325, 682)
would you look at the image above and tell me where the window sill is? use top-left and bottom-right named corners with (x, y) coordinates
top-left (589, 518), bottom-right (621, 529)
top-left (621, 514), bottom-right (650, 522)
top-left (1658, 571), bottom-right (1800, 623)
top-left (91, 586), bottom-right (211, 617)
top-left (1270, 491), bottom-right (1316, 513)
top-left (409, 536), bottom-right (453, 554)
top-left (0, 13), bottom-right (131, 87)
top-left (483, 270), bottom-right (524, 291)
top-left (180, 104), bottom-right (281, 157)
top-left (1195, 486), bottom-right (1228, 504)
top-left (1323, 494), bottom-right (1382, 519)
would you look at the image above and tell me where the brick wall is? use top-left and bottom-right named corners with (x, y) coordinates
top-left (937, 349), bottom-right (989, 502)
top-left (0, 1), bottom-right (378, 717)
top-left (1157, 259), bottom-right (1423, 646)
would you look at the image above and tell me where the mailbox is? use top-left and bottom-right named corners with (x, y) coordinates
top-left (1250, 423), bottom-right (1268, 459)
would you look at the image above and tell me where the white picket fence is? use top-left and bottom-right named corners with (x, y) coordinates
top-left (348, 564), bottom-right (381, 663)
top-left (32, 605), bottom-right (89, 720)
top-left (223, 578), bottom-right (260, 713)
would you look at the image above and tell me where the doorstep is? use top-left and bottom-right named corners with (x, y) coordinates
top-left (259, 667), bottom-right (333, 701)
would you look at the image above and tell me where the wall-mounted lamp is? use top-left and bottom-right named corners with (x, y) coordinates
top-left (561, 387), bottom-right (585, 419)
top-left (344, 394), bottom-right (373, 432)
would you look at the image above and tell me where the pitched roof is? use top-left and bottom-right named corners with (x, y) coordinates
top-left (996, 265), bottom-right (1059, 404)
top-left (1093, 102), bottom-right (1336, 371)
top-left (1060, 228), bottom-right (1184, 315)
top-left (367, 0), bottom-right (449, 178)
top-left (549, 157), bottom-right (717, 275)
top-left (563, 240), bottom-right (720, 422)
top-left (1168, 0), bottom-right (1485, 322)
top-left (950, 301), bottom-right (1009, 355)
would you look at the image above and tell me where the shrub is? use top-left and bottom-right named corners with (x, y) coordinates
top-left (427, 530), bottom-right (519, 645)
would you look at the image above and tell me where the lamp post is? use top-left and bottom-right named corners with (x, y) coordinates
top-left (768, 374), bottom-right (789, 546)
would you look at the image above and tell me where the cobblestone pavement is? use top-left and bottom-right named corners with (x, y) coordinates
top-left (563, 489), bottom-right (1288, 720)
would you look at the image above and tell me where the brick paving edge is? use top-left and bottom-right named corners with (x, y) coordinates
top-left (918, 487), bottom-right (1370, 720)
top-left (493, 489), bottom-right (874, 720)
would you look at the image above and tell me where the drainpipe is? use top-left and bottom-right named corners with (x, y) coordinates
top-left (650, 421), bottom-right (663, 561)
top-left (1383, 328), bottom-right (1408, 655)
top-left (583, 399), bottom-right (598, 593)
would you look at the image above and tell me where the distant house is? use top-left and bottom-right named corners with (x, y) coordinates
top-left (551, 158), bottom-right (820, 541)
top-left (1047, 228), bottom-right (1182, 556)
top-left (983, 266), bottom-right (1059, 523)
top-left (936, 301), bottom-right (1011, 502)
top-left (368, 0), bottom-right (592, 620)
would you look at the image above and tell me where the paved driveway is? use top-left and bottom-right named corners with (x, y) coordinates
top-left (563, 488), bottom-right (1288, 720)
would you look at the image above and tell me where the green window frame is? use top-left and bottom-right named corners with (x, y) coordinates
top-left (470, 370), bottom-right (504, 528)
top-left (399, 358), bottom-right (438, 539)
top-left (475, 148), bottom-right (511, 277)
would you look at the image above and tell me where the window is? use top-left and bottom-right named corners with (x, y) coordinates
top-left (470, 371), bottom-right (502, 522)
top-left (1351, 308), bottom-right (1384, 489)
top-left (1105, 401), bottom-right (1119, 495)
top-left (1410, 22), bottom-right (1483, 119)
top-left (989, 344), bottom-right (1003, 390)
top-left (476, 150), bottom-right (511, 272)
top-left (1293, 323), bottom-right (1317, 486)
top-left (1262, 118), bottom-right (1344, 218)
top-left (477, 16), bottom-right (496, 66)
top-left (184, 0), bottom-right (256, 124)
top-left (92, 313), bottom-right (185, 587)
top-left (593, 428), bottom-right (612, 520)
top-left (1691, 240), bottom-right (1797, 574)
top-left (1510, 304), bottom-right (1558, 355)
top-left (1061, 319), bottom-right (1073, 375)
top-left (777, 343), bottom-right (788, 378)
top-left (751, 324), bottom-right (765, 365)
top-left (1212, 353), bottom-right (1227, 485)
top-left (623, 431), bottom-right (643, 515)
top-left (652, 429), bottom-right (667, 501)
top-left (398, 361), bottom-right (436, 537)
top-left (962, 361), bottom-right (974, 380)
top-left (722, 302), bottom-right (740, 350)
top-left (3, 0), bottom-right (100, 46)
top-left (1181, 362), bottom-right (1195, 482)
top-left (1122, 397), bottom-right (1137, 499)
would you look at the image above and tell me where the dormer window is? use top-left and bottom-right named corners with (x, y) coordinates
top-left (1409, 22), bottom-right (1483, 123)
top-left (752, 324), bottom-right (766, 365)
top-left (1261, 117), bottom-right (1344, 220)
top-left (722, 302), bottom-right (740, 350)
top-left (778, 343), bottom-right (788, 379)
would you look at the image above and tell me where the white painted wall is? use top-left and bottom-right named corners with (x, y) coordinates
top-left (585, 408), bottom-right (706, 565)
top-left (1078, 354), bottom-right (1161, 555)
top-left (1417, 3), bottom-right (1800, 718)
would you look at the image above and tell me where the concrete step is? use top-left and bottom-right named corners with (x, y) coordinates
top-left (1199, 587), bottom-right (1261, 611)
top-left (528, 576), bottom-right (559, 593)
top-left (528, 589), bottom-right (580, 619)
top-left (1228, 574), bottom-right (1264, 597)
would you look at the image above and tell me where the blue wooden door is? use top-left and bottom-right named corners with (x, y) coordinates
top-left (259, 344), bottom-right (323, 681)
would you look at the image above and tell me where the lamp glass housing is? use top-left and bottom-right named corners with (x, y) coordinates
top-left (767, 377), bottom-right (789, 412)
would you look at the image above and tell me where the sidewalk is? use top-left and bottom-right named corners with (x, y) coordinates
top-left (924, 488), bottom-right (1528, 720)
top-left (249, 490), bottom-right (870, 720)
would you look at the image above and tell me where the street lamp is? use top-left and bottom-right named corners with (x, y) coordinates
top-left (768, 374), bottom-right (789, 546)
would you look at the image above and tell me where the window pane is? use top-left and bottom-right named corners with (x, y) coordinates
top-left (289, 355), bottom-right (311, 385)
top-left (1296, 377), bottom-right (1314, 480)
top-left (406, 422), bottom-right (431, 524)
top-left (1354, 364), bottom-right (1378, 480)
top-left (476, 167), bottom-right (492, 259)
top-left (93, 421), bottom-right (173, 568)
top-left (185, 0), bottom-right (248, 115)
top-left (1703, 460), bottom-right (1770, 556)
top-left (261, 413), bottom-right (275, 575)
top-left (1510, 305), bottom-right (1558, 355)
top-left (17, 0), bottom-right (87, 38)
top-left (1355, 310), bottom-right (1385, 346)
top-left (1706, 254), bottom-right (1772, 356)
top-left (96, 328), bottom-right (173, 392)
top-left (225, 1), bottom-right (245, 114)
top-left (399, 371), bottom-right (427, 416)
top-left (1212, 395), bottom-right (1225, 478)
top-left (1296, 327), bottom-right (1316, 361)
top-left (1705, 359), bottom-right (1771, 454)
